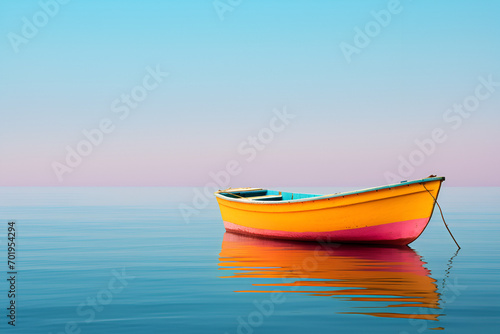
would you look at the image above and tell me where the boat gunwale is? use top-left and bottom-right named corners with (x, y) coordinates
top-left (214, 176), bottom-right (445, 205)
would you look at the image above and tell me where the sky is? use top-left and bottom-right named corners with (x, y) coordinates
top-left (1, 0), bottom-right (499, 187)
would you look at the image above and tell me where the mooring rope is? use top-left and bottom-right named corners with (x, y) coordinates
top-left (422, 184), bottom-right (461, 249)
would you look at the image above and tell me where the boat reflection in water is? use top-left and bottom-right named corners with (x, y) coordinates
top-left (219, 232), bottom-right (442, 321)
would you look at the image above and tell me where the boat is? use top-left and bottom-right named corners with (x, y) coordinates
top-left (214, 176), bottom-right (445, 245)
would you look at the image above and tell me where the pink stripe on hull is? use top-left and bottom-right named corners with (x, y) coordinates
top-left (224, 218), bottom-right (430, 246)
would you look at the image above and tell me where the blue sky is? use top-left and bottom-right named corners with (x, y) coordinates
top-left (1, 0), bottom-right (499, 186)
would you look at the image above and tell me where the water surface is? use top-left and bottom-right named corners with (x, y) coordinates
top-left (0, 186), bottom-right (498, 333)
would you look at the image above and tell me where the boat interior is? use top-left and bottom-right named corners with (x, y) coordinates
top-left (217, 187), bottom-right (321, 202)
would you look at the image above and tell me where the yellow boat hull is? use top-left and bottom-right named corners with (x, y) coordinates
top-left (214, 177), bottom-right (444, 245)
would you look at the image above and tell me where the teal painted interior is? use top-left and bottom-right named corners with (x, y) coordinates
top-left (219, 190), bottom-right (321, 201)
top-left (266, 190), bottom-right (320, 201)
top-left (217, 177), bottom-right (445, 202)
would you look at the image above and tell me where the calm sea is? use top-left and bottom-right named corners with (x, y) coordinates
top-left (0, 186), bottom-right (499, 333)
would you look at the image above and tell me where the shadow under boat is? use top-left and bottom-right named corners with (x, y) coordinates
top-left (219, 232), bottom-right (443, 321)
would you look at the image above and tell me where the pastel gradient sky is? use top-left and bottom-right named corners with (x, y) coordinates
top-left (1, 0), bottom-right (499, 187)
